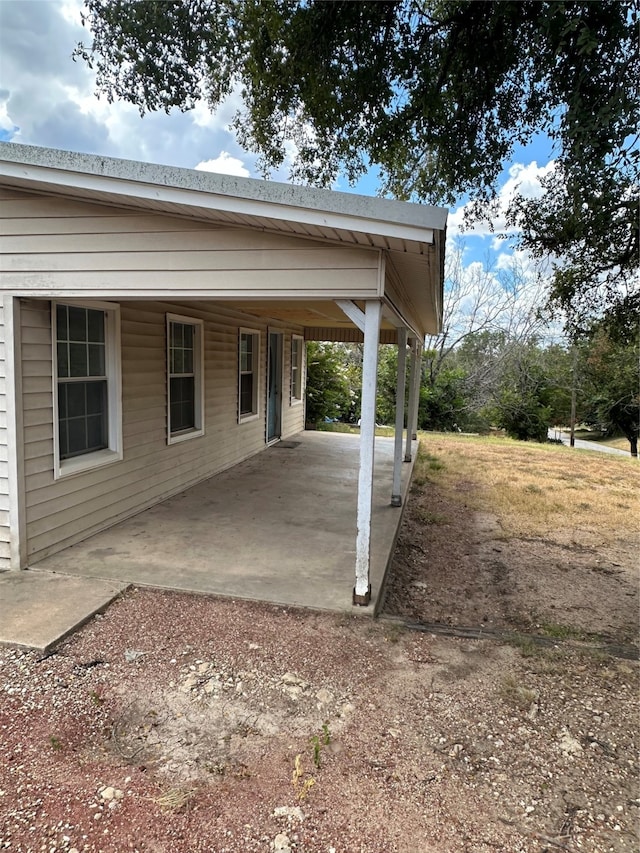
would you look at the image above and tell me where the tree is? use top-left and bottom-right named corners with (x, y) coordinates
top-left (421, 242), bottom-right (548, 427)
top-left (375, 344), bottom-right (468, 431)
top-left (491, 344), bottom-right (556, 443)
top-left (374, 345), bottom-right (399, 427)
top-left (581, 327), bottom-right (639, 457)
top-left (76, 0), bottom-right (639, 329)
top-left (417, 362), bottom-right (468, 432)
top-left (305, 342), bottom-right (356, 424)
top-left (535, 343), bottom-right (575, 428)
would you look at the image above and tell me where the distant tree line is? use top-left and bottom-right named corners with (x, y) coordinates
top-left (306, 329), bottom-right (639, 457)
top-left (306, 247), bottom-right (639, 457)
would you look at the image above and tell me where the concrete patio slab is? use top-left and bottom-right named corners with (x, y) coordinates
top-left (31, 431), bottom-right (415, 615)
top-left (0, 571), bottom-right (128, 652)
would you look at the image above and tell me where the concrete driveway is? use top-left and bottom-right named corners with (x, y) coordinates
top-left (548, 429), bottom-right (632, 457)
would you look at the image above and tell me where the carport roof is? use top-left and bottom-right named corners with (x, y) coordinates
top-left (0, 142), bottom-right (448, 336)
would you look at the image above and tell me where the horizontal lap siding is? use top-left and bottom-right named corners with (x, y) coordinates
top-left (1, 188), bottom-right (323, 563)
top-left (23, 298), bottom-right (305, 562)
top-left (0, 191), bottom-right (381, 299)
top-left (0, 299), bottom-right (9, 566)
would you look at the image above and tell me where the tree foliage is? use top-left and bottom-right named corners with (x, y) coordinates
top-left (305, 341), bottom-right (356, 424)
top-left (75, 0), bottom-right (639, 331)
top-left (580, 326), bottom-right (640, 457)
top-left (426, 242), bottom-right (547, 409)
top-left (491, 344), bottom-right (558, 443)
top-left (417, 363), bottom-right (468, 432)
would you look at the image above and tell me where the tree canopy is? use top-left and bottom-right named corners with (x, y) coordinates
top-left (76, 0), bottom-right (639, 331)
top-left (581, 324), bottom-right (640, 457)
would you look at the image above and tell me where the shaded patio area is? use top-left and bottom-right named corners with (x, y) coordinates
top-left (32, 431), bottom-right (416, 614)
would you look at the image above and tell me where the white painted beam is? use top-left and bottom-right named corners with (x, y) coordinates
top-left (411, 344), bottom-right (422, 440)
top-left (4, 297), bottom-right (27, 569)
top-left (391, 328), bottom-right (408, 506)
top-left (335, 299), bottom-right (366, 333)
top-left (353, 300), bottom-right (382, 606)
top-left (405, 341), bottom-right (418, 462)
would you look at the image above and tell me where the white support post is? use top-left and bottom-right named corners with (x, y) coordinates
top-left (353, 300), bottom-right (382, 606)
top-left (411, 343), bottom-right (422, 441)
top-left (404, 340), bottom-right (418, 462)
top-left (391, 328), bottom-right (408, 506)
top-left (4, 297), bottom-right (27, 570)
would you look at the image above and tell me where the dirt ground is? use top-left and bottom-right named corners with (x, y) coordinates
top-left (385, 484), bottom-right (639, 647)
top-left (1, 448), bottom-right (638, 853)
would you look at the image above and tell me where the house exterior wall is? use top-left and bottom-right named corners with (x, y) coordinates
top-left (0, 298), bottom-right (9, 568)
top-left (0, 187), bottom-right (382, 299)
top-left (20, 297), bottom-right (305, 565)
top-left (1, 183), bottom-right (400, 567)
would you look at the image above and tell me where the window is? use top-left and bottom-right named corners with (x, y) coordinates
top-left (239, 329), bottom-right (260, 421)
top-left (167, 314), bottom-right (204, 443)
top-left (53, 301), bottom-right (122, 478)
top-left (291, 335), bottom-right (304, 403)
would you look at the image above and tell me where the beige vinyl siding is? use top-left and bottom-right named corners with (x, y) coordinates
top-left (0, 298), bottom-right (10, 567)
top-left (21, 298), bottom-right (305, 563)
top-left (0, 189), bottom-right (382, 299)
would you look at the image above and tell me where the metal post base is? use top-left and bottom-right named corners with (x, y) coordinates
top-left (390, 494), bottom-right (402, 507)
top-left (352, 584), bottom-right (372, 606)
top-left (404, 454), bottom-right (412, 463)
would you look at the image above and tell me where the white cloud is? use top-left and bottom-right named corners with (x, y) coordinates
top-left (58, 0), bottom-right (84, 26)
top-left (0, 0), bottom-right (257, 171)
top-left (449, 160), bottom-right (556, 238)
top-left (191, 86), bottom-right (244, 132)
top-left (195, 152), bottom-right (250, 177)
top-left (0, 91), bottom-right (16, 133)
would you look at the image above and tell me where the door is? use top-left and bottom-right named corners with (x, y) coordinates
top-left (267, 331), bottom-right (283, 442)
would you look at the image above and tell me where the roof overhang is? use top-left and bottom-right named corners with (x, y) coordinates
top-left (0, 142), bottom-right (448, 338)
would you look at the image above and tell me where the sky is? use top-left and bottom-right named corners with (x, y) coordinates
top-left (0, 0), bottom-right (558, 315)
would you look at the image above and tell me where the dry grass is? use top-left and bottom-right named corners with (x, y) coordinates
top-left (498, 674), bottom-right (538, 710)
top-left (149, 787), bottom-right (196, 812)
top-left (413, 433), bottom-right (639, 542)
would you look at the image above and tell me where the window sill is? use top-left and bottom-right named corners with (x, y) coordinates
top-left (238, 413), bottom-right (259, 424)
top-left (290, 398), bottom-right (303, 406)
top-left (55, 447), bottom-right (123, 480)
top-left (168, 428), bottom-right (205, 445)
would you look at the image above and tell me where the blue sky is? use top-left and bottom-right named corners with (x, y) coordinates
top-left (0, 0), bottom-right (556, 282)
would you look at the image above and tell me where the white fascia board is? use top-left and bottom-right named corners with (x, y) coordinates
top-left (382, 297), bottom-right (424, 342)
top-left (0, 153), bottom-right (444, 246)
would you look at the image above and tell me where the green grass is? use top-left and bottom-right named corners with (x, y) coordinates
top-left (537, 622), bottom-right (591, 641)
top-left (314, 422), bottom-right (395, 438)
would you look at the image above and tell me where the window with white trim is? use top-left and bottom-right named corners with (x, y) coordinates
top-left (239, 329), bottom-right (260, 421)
top-left (167, 314), bottom-right (204, 443)
top-left (290, 335), bottom-right (304, 403)
top-left (53, 301), bottom-right (122, 478)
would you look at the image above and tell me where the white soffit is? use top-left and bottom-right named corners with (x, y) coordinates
top-left (0, 143), bottom-right (447, 253)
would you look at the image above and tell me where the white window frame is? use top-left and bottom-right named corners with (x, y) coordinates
top-left (290, 334), bottom-right (304, 404)
top-left (52, 299), bottom-right (122, 480)
top-left (238, 328), bottom-right (260, 423)
top-left (166, 313), bottom-right (205, 444)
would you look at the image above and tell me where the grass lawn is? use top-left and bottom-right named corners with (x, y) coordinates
top-left (412, 430), bottom-right (639, 540)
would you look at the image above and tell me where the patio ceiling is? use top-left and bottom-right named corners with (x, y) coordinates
top-left (226, 299), bottom-right (400, 342)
